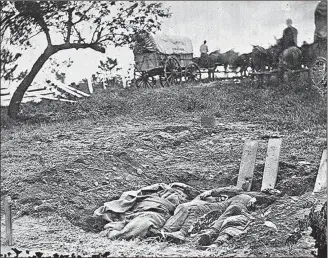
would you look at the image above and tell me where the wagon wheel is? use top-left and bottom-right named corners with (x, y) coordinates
top-left (159, 75), bottom-right (168, 87)
top-left (185, 63), bottom-right (201, 83)
top-left (310, 57), bottom-right (327, 95)
top-left (162, 57), bottom-right (182, 87)
top-left (134, 71), bottom-right (156, 89)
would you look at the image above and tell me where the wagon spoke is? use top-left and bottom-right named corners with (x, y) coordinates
top-left (164, 57), bottom-right (182, 86)
top-left (185, 63), bottom-right (201, 83)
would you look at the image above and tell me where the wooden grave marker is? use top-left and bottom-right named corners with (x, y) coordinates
top-left (261, 138), bottom-right (282, 191)
top-left (313, 149), bottom-right (327, 193)
top-left (237, 140), bottom-right (259, 191)
top-left (201, 115), bottom-right (216, 128)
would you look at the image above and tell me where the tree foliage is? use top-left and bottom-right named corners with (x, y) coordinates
top-left (1, 1), bottom-right (171, 118)
top-left (96, 56), bottom-right (119, 87)
top-left (98, 57), bottom-right (118, 73)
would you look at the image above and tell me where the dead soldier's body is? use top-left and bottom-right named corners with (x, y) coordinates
top-left (161, 186), bottom-right (277, 246)
top-left (93, 183), bottom-right (199, 240)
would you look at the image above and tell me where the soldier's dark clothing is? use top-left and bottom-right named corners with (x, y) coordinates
top-left (282, 26), bottom-right (298, 49)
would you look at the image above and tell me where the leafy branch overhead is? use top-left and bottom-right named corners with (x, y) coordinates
top-left (1, 1), bottom-right (171, 51)
top-left (98, 57), bottom-right (118, 72)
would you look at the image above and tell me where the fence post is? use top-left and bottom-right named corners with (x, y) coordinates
top-left (87, 77), bottom-right (93, 94)
top-left (4, 196), bottom-right (13, 245)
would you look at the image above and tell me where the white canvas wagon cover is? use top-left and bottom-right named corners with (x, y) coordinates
top-left (140, 33), bottom-right (193, 55)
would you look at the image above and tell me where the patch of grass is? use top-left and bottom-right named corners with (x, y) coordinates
top-left (1, 81), bottom-right (326, 132)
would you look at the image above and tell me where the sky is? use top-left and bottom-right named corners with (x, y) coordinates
top-left (4, 1), bottom-right (321, 89)
top-left (162, 1), bottom-right (318, 54)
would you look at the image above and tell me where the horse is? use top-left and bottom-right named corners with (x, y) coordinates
top-left (193, 49), bottom-right (239, 80)
top-left (266, 43), bottom-right (283, 71)
top-left (277, 46), bottom-right (303, 86)
top-left (192, 54), bottom-right (218, 81)
top-left (210, 49), bottom-right (239, 74)
top-left (251, 45), bottom-right (269, 72)
top-left (230, 53), bottom-right (252, 77)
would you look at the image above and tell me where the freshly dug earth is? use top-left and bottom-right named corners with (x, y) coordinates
top-left (0, 80), bottom-right (326, 256)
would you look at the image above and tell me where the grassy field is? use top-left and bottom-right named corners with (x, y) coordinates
top-left (1, 78), bottom-right (327, 256)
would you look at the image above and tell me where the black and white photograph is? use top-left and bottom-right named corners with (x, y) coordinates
top-left (0, 1), bottom-right (327, 257)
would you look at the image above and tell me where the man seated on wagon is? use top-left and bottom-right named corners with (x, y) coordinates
top-left (200, 40), bottom-right (209, 58)
top-left (199, 40), bottom-right (209, 67)
top-left (282, 18), bottom-right (298, 49)
top-left (273, 18), bottom-right (298, 67)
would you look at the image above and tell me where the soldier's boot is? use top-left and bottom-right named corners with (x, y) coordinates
top-left (198, 229), bottom-right (220, 246)
top-left (213, 233), bottom-right (231, 246)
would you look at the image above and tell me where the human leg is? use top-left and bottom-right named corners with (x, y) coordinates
top-left (108, 212), bottom-right (167, 240)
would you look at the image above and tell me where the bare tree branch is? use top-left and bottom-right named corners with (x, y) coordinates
top-left (25, 29), bottom-right (42, 42)
top-left (54, 42), bottom-right (106, 53)
top-left (73, 26), bottom-right (85, 43)
top-left (65, 8), bottom-right (74, 43)
top-left (90, 23), bottom-right (101, 43)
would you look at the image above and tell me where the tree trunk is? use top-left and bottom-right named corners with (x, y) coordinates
top-left (7, 42), bottom-right (105, 119)
top-left (8, 46), bottom-right (55, 119)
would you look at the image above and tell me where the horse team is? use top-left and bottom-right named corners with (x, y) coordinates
top-left (192, 40), bottom-right (320, 83)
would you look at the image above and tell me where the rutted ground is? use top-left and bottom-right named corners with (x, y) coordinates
top-left (0, 81), bottom-right (326, 256)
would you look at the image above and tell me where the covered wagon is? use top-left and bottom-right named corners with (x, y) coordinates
top-left (133, 33), bottom-right (201, 88)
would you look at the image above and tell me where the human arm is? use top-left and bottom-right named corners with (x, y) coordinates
top-left (169, 182), bottom-right (201, 199)
top-left (206, 187), bottom-right (278, 206)
top-left (197, 186), bottom-right (242, 200)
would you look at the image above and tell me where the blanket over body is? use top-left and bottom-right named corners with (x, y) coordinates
top-left (93, 183), bottom-right (199, 240)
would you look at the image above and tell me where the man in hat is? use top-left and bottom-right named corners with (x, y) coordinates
top-left (282, 18), bottom-right (298, 50)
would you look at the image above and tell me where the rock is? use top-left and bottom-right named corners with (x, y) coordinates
top-left (34, 203), bottom-right (54, 212)
top-left (201, 116), bottom-right (216, 128)
top-left (74, 158), bottom-right (86, 164)
top-left (94, 181), bottom-right (99, 186)
top-left (298, 161), bottom-right (311, 166)
top-left (157, 132), bottom-right (175, 140)
top-left (125, 175), bottom-right (133, 181)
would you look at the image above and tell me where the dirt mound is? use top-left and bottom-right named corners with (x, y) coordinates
top-left (1, 82), bottom-right (326, 256)
top-left (205, 191), bottom-right (326, 257)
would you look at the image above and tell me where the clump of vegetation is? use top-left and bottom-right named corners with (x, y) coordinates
top-left (1, 80), bottom-right (326, 132)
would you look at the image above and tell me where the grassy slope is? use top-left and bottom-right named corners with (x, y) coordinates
top-left (0, 79), bottom-right (327, 256)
